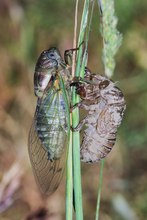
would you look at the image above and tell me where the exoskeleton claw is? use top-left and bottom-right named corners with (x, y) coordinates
top-left (70, 102), bottom-right (82, 112)
top-left (70, 125), bottom-right (79, 132)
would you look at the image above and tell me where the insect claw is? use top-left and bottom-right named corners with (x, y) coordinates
top-left (70, 77), bottom-right (83, 86)
top-left (70, 125), bottom-right (80, 132)
top-left (70, 103), bottom-right (79, 112)
top-left (64, 42), bottom-right (84, 65)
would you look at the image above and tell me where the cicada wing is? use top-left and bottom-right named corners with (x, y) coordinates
top-left (28, 119), bottom-right (67, 195)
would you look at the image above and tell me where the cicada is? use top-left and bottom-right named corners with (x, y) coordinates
top-left (71, 68), bottom-right (126, 163)
top-left (28, 47), bottom-right (74, 195)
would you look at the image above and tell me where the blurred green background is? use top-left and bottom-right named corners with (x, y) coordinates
top-left (0, 0), bottom-right (147, 219)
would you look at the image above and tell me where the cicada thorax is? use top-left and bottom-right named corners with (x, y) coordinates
top-left (34, 47), bottom-right (67, 98)
top-left (73, 68), bottom-right (126, 163)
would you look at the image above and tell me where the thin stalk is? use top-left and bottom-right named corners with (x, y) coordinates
top-left (72, 1), bottom-right (90, 219)
top-left (65, 127), bottom-right (73, 220)
top-left (95, 160), bottom-right (105, 220)
top-left (72, 0), bottom-right (79, 78)
top-left (60, 73), bottom-right (72, 219)
top-left (66, 1), bottom-right (79, 219)
top-left (85, 0), bottom-right (95, 51)
top-left (76, 0), bottom-right (89, 78)
top-left (80, 0), bottom-right (95, 76)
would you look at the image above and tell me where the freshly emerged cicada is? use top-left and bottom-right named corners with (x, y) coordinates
top-left (71, 68), bottom-right (126, 163)
top-left (28, 47), bottom-right (74, 195)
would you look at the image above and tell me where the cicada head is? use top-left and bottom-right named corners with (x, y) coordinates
top-left (34, 48), bottom-right (65, 98)
top-left (35, 47), bottom-right (63, 70)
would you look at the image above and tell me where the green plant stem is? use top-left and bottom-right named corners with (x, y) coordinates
top-left (65, 0), bottom-right (79, 218)
top-left (66, 129), bottom-right (73, 220)
top-left (95, 159), bottom-right (105, 220)
top-left (72, 108), bottom-right (83, 220)
top-left (72, 1), bottom-right (90, 219)
top-left (80, 0), bottom-right (95, 76)
top-left (76, 0), bottom-right (89, 78)
top-left (72, 85), bottom-right (82, 220)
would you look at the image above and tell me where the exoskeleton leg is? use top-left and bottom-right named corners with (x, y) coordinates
top-left (70, 101), bottom-right (92, 112)
top-left (70, 100), bottom-right (92, 132)
top-left (70, 78), bottom-right (100, 103)
top-left (71, 117), bottom-right (88, 132)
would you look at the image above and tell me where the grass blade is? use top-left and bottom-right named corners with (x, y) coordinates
top-left (66, 129), bottom-right (73, 220)
top-left (66, 0), bottom-right (79, 219)
top-left (72, 1), bottom-right (90, 219)
top-left (95, 160), bottom-right (105, 220)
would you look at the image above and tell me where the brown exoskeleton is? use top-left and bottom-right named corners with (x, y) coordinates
top-left (71, 68), bottom-right (126, 163)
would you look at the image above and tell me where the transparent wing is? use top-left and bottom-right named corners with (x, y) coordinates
top-left (28, 92), bottom-right (67, 195)
top-left (28, 122), bottom-right (66, 195)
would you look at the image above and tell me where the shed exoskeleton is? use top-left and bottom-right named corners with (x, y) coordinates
top-left (71, 68), bottom-right (126, 163)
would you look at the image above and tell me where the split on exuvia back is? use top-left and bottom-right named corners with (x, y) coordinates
top-left (28, 47), bottom-right (126, 195)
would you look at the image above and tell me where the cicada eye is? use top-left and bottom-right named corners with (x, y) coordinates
top-left (47, 53), bottom-right (55, 59)
top-left (99, 80), bottom-right (109, 89)
top-left (49, 53), bottom-right (55, 57)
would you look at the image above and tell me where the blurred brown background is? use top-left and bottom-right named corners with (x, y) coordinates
top-left (0, 0), bottom-right (147, 219)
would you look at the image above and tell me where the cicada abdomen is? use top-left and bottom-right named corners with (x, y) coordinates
top-left (28, 48), bottom-right (70, 195)
top-left (72, 68), bottom-right (126, 163)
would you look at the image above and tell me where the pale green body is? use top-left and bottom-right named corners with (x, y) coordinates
top-left (35, 86), bottom-right (68, 160)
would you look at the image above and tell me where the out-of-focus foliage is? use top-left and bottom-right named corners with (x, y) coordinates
top-left (0, 0), bottom-right (147, 219)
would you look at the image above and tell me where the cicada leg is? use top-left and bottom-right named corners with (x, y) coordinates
top-left (64, 48), bottom-right (77, 66)
top-left (64, 41), bottom-right (84, 65)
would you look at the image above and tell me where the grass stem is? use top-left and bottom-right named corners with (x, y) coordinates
top-left (95, 160), bottom-right (105, 220)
